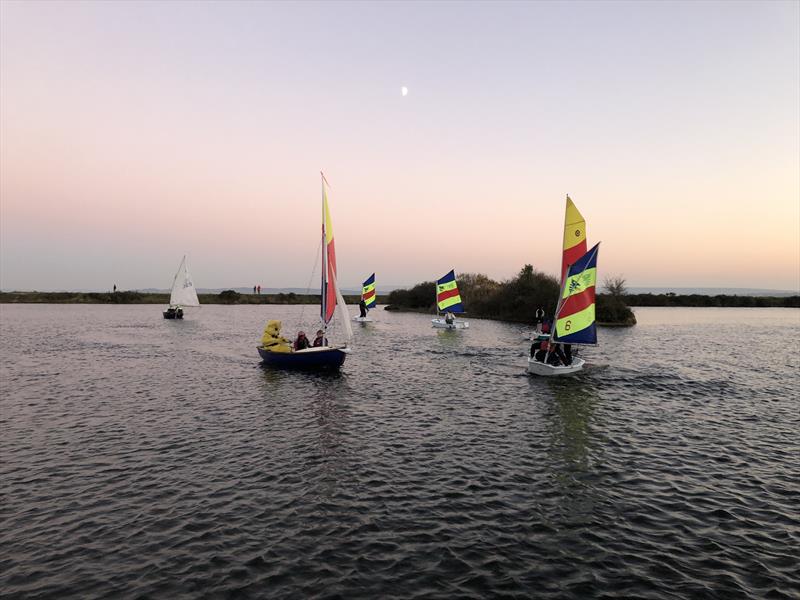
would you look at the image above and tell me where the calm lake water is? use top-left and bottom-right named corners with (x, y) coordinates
top-left (1, 305), bottom-right (799, 599)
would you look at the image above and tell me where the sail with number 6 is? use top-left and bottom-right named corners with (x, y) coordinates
top-left (553, 243), bottom-right (600, 345)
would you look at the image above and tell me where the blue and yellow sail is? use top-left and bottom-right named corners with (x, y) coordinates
top-left (361, 273), bottom-right (376, 310)
top-left (436, 270), bottom-right (464, 313)
top-left (553, 243), bottom-right (599, 345)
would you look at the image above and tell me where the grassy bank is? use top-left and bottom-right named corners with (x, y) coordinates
top-left (0, 291), bottom-right (388, 305)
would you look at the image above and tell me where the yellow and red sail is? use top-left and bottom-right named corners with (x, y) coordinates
top-left (321, 179), bottom-right (338, 324)
top-left (361, 273), bottom-right (376, 310)
top-left (436, 270), bottom-right (464, 313)
top-left (562, 195), bottom-right (587, 283)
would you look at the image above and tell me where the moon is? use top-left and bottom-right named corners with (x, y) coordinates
top-left (401, 86), bottom-right (408, 97)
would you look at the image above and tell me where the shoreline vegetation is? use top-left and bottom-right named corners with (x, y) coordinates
top-left (384, 266), bottom-right (640, 326)
top-left (383, 266), bottom-right (798, 326)
top-left (0, 290), bottom-right (379, 305)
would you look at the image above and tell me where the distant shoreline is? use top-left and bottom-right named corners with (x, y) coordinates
top-left (2, 291), bottom-right (795, 309)
top-left (0, 291), bottom-right (388, 305)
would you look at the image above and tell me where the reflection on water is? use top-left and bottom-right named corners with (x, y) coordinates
top-left (1, 305), bottom-right (798, 599)
top-left (545, 378), bottom-right (600, 473)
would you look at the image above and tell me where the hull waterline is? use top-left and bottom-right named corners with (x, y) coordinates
top-left (258, 346), bottom-right (347, 370)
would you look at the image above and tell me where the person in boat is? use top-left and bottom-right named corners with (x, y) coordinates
top-left (552, 343), bottom-right (570, 366)
top-left (562, 344), bottom-right (573, 365)
top-left (533, 339), bottom-right (562, 365)
top-left (359, 299), bottom-right (367, 318)
top-left (294, 331), bottom-right (311, 351)
top-left (533, 339), bottom-right (549, 363)
top-left (444, 311), bottom-right (455, 325)
top-left (261, 320), bottom-right (292, 353)
top-left (534, 308), bottom-right (545, 333)
top-left (312, 329), bottom-right (327, 347)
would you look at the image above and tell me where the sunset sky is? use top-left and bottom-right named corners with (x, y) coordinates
top-left (1, 0), bottom-right (798, 292)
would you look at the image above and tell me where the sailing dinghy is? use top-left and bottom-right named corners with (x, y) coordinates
top-left (353, 273), bottom-right (376, 322)
top-left (163, 255), bottom-right (200, 319)
top-left (527, 196), bottom-right (598, 376)
top-left (258, 173), bottom-right (353, 369)
top-left (432, 270), bottom-right (469, 329)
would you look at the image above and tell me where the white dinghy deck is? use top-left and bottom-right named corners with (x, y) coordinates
top-left (431, 318), bottom-right (469, 329)
top-left (526, 356), bottom-right (585, 376)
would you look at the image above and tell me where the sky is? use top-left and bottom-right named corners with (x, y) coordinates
top-left (1, 0), bottom-right (798, 292)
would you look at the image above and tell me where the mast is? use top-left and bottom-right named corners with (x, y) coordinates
top-left (545, 195), bottom-right (572, 363)
top-left (320, 172), bottom-right (327, 327)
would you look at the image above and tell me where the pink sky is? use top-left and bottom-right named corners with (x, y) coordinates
top-left (1, 1), bottom-right (798, 292)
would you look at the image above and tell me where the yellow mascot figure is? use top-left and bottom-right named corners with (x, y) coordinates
top-left (261, 320), bottom-right (292, 353)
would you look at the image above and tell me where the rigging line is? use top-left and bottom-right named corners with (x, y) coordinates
top-left (300, 235), bottom-right (323, 325)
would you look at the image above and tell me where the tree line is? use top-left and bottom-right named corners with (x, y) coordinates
top-left (386, 266), bottom-right (637, 325)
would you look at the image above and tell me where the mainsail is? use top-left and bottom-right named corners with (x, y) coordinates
top-left (321, 182), bottom-right (338, 324)
top-left (361, 273), bottom-right (376, 310)
top-left (562, 195), bottom-right (587, 283)
top-left (436, 270), bottom-right (464, 313)
top-left (553, 243), bottom-right (600, 345)
top-left (320, 173), bottom-right (353, 342)
top-left (169, 255), bottom-right (200, 307)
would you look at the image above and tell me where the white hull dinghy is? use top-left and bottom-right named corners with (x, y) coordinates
top-left (526, 196), bottom-right (600, 377)
top-left (527, 356), bottom-right (585, 376)
top-left (163, 255), bottom-right (199, 319)
top-left (431, 318), bottom-right (469, 329)
top-left (432, 270), bottom-right (468, 330)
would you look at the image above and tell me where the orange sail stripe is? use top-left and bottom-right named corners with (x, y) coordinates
top-left (325, 241), bottom-right (337, 323)
top-left (559, 286), bottom-right (595, 317)
top-left (437, 288), bottom-right (461, 302)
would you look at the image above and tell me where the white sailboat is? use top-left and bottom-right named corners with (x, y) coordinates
top-left (431, 270), bottom-right (469, 329)
top-left (527, 197), bottom-right (598, 376)
top-left (163, 255), bottom-right (200, 319)
top-left (353, 273), bottom-right (376, 322)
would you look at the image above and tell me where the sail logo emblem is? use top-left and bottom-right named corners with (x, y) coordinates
top-left (575, 229), bottom-right (581, 237)
top-left (569, 279), bottom-right (582, 294)
top-left (183, 280), bottom-right (193, 288)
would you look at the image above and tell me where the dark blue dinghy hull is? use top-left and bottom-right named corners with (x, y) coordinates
top-left (257, 346), bottom-right (347, 370)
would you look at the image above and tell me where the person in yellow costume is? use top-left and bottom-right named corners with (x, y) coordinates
top-left (260, 320), bottom-right (292, 353)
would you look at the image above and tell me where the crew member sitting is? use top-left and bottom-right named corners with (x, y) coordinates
top-left (312, 330), bottom-right (326, 347)
top-left (294, 331), bottom-right (311, 351)
top-left (261, 320), bottom-right (292, 353)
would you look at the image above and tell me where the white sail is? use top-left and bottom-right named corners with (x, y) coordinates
top-left (169, 255), bottom-right (200, 307)
top-left (333, 271), bottom-right (354, 343)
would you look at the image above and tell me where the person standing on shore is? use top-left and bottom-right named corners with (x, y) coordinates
top-left (257, 285), bottom-right (261, 295)
top-left (113, 284), bottom-right (117, 293)
top-left (253, 285), bottom-right (256, 294)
